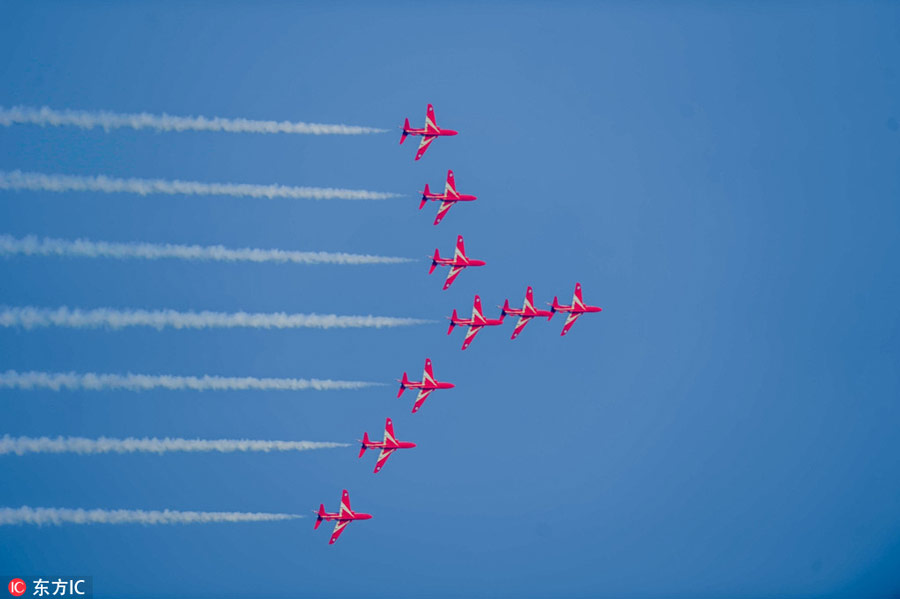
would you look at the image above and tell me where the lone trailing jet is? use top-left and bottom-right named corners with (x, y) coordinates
top-left (550, 282), bottom-right (603, 336)
top-left (448, 295), bottom-right (506, 350)
top-left (359, 418), bottom-right (416, 473)
top-left (420, 170), bottom-right (477, 225)
top-left (314, 489), bottom-right (372, 544)
top-left (430, 235), bottom-right (485, 290)
top-left (400, 104), bottom-right (458, 160)
top-left (397, 358), bottom-right (455, 413)
top-left (501, 286), bottom-right (555, 340)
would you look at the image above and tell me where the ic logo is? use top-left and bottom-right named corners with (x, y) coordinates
top-left (7, 579), bottom-right (26, 597)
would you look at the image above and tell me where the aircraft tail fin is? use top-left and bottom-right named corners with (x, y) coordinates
top-left (420, 184), bottom-right (430, 209)
top-left (447, 310), bottom-right (458, 335)
top-left (400, 118), bottom-right (410, 144)
top-left (359, 433), bottom-right (369, 458)
top-left (501, 299), bottom-right (511, 315)
top-left (551, 296), bottom-right (561, 313)
top-left (429, 249), bottom-right (440, 274)
top-left (314, 504), bottom-right (325, 529)
top-left (398, 373), bottom-right (409, 397)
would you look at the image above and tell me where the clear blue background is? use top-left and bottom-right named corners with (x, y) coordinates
top-left (1, 2), bottom-right (899, 597)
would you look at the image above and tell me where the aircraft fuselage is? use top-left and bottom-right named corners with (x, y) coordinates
top-left (403, 381), bottom-right (455, 391)
top-left (435, 258), bottom-right (485, 268)
top-left (362, 441), bottom-right (417, 451)
top-left (454, 317), bottom-right (504, 327)
top-left (423, 193), bottom-right (477, 202)
top-left (404, 127), bottom-right (458, 137)
top-left (555, 305), bottom-right (603, 315)
top-left (319, 512), bottom-right (373, 522)
top-left (505, 307), bottom-right (554, 318)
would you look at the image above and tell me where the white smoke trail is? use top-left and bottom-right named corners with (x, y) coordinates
top-left (0, 306), bottom-right (432, 330)
top-left (0, 170), bottom-right (398, 201)
top-left (0, 506), bottom-right (303, 526)
top-left (0, 435), bottom-right (350, 456)
top-left (0, 105), bottom-right (386, 135)
top-left (0, 234), bottom-right (413, 265)
top-left (0, 370), bottom-right (380, 392)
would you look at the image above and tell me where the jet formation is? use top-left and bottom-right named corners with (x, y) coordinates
top-left (317, 105), bottom-right (603, 543)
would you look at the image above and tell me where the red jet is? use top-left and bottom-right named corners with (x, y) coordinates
top-left (314, 489), bottom-right (372, 544)
top-left (398, 358), bottom-right (455, 413)
top-left (448, 295), bottom-right (506, 350)
top-left (501, 286), bottom-right (555, 340)
top-left (420, 170), bottom-right (477, 225)
top-left (400, 104), bottom-right (458, 160)
top-left (359, 418), bottom-right (416, 473)
top-left (550, 282), bottom-right (603, 336)
top-left (430, 235), bottom-right (485, 290)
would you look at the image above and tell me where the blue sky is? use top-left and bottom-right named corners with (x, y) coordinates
top-left (1, 2), bottom-right (899, 597)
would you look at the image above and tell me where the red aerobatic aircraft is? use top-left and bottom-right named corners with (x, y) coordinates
top-left (550, 282), bottom-right (603, 336)
top-left (420, 170), bottom-right (477, 225)
top-left (448, 295), bottom-right (506, 350)
top-left (400, 104), bottom-right (458, 160)
top-left (397, 358), bottom-right (455, 413)
top-left (359, 418), bottom-right (416, 473)
top-left (430, 235), bottom-right (485, 290)
top-left (314, 489), bottom-right (372, 544)
top-left (501, 286), bottom-right (555, 340)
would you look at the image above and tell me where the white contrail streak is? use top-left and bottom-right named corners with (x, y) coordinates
top-left (0, 370), bottom-right (380, 392)
top-left (0, 234), bottom-right (413, 265)
top-left (0, 506), bottom-right (303, 526)
top-left (0, 306), bottom-right (432, 330)
top-left (0, 435), bottom-right (350, 456)
top-left (0, 105), bottom-right (386, 135)
top-left (0, 170), bottom-right (398, 201)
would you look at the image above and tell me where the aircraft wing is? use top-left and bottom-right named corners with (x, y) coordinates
top-left (383, 417), bottom-right (396, 444)
top-left (511, 316), bottom-right (530, 340)
top-left (373, 448), bottom-right (396, 473)
top-left (425, 103), bottom-right (438, 133)
top-left (415, 135), bottom-right (435, 161)
top-left (443, 265), bottom-right (464, 290)
top-left (560, 312), bottom-right (582, 336)
top-left (461, 325), bottom-right (483, 350)
top-left (339, 489), bottom-right (353, 517)
top-left (454, 235), bottom-right (466, 259)
top-left (412, 388), bottom-right (433, 413)
top-left (471, 295), bottom-right (485, 322)
top-left (434, 200), bottom-right (454, 225)
top-left (445, 170), bottom-right (460, 199)
top-left (329, 519), bottom-right (351, 544)
top-left (524, 286), bottom-right (535, 311)
top-left (573, 282), bottom-right (585, 309)
top-left (423, 358), bottom-right (435, 383)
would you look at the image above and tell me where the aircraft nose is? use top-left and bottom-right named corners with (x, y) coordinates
top-left (447, 130), bottom-right (459, 136)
